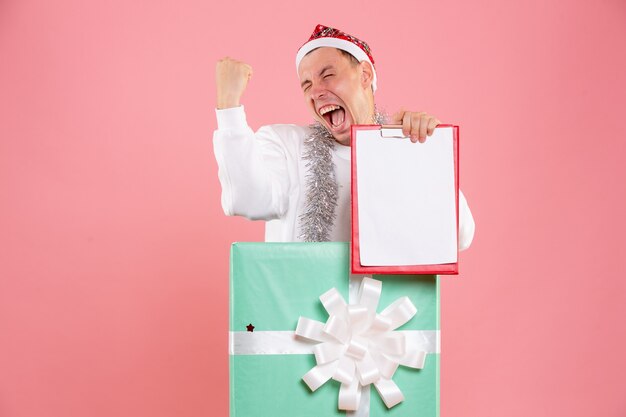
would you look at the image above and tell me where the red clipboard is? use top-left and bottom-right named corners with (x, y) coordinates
top-left (351, 124), bottom-right (460, 275)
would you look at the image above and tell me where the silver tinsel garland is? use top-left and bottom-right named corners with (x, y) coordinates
top-left (298, 110), bottom-right (387, 242)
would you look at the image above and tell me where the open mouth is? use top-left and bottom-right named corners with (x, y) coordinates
top-left (319, 104), bottom-right (347, 132)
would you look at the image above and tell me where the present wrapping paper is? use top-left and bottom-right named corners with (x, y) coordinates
top-left (229, 242), bottom-right (440, 417)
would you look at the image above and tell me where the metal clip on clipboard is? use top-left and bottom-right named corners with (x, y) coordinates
top-left (379, 124), bottom-right (406, 138)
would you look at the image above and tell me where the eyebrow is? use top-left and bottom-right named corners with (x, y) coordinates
top-left (318, 65), bottom-right (334, 77)
top-left (300, 65), bottom-right (335, 88)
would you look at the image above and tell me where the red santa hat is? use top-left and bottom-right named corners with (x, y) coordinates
top-left (296, 24), bottom-right (378, 92)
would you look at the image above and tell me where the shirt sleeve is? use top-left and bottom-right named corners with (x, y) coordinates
top-left (213, 106), bottom-right (290, 221)
top-left (458, 190), bottom-right (475, 251)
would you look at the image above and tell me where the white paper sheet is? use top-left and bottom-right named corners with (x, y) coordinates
top-left (355, 127), bottom-right (458, 266)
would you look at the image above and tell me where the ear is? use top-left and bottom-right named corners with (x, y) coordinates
top-left (359, 61), bottom-right (374, 90)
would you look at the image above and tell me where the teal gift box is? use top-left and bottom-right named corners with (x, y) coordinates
top-left (229, 242), bottom-right (440, 417)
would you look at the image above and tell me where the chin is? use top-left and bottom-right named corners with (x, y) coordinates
top-left (333, 133), bottom-right (351, 146)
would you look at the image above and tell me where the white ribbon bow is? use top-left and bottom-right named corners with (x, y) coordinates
top-left (295, 277), bottom-right (426, 411)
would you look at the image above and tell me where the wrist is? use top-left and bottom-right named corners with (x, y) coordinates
top-left (217, 94), bottom-right (241, 110)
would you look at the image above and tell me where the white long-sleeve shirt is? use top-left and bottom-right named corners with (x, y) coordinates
top-left (213, 106), bottom-right (475, 250)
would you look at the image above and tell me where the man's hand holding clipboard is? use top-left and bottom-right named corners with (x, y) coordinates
top-left (389, 109), bottom-right (443, 143)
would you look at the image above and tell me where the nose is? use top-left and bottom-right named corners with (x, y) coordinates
top-left (309, 83), bottom-right (326, 100)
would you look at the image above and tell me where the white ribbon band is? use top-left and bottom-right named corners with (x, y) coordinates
top-left (229, 330), bottom-right (440, 355)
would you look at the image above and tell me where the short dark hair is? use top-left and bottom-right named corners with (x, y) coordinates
top-left (339, 49), bottom-right (359, 66)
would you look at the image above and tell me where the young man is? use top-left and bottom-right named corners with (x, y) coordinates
top-left (213, 24), bottom-right (475, 248)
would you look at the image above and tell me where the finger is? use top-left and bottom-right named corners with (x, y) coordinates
top-left (403, 112), bottom-right (413, 140)
top-left (427, 118), bottom-right (440, 136)
top-left (410, 113), bottom-right (423, 143)
top-left (419, 115), bottom-right (429, 142)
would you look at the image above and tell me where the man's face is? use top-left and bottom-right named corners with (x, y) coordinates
top-left (298, 47), bottom-right (374, 146)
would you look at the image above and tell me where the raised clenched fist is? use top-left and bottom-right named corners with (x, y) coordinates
top-left (216, 57), bottom-right (253, 109)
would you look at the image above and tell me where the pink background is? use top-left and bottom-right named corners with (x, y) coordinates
top-left (1, 0), bottom-right (625, 416)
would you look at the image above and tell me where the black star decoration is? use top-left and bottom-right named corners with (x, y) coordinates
top-left (246, 323), bottom-right (255, 332)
